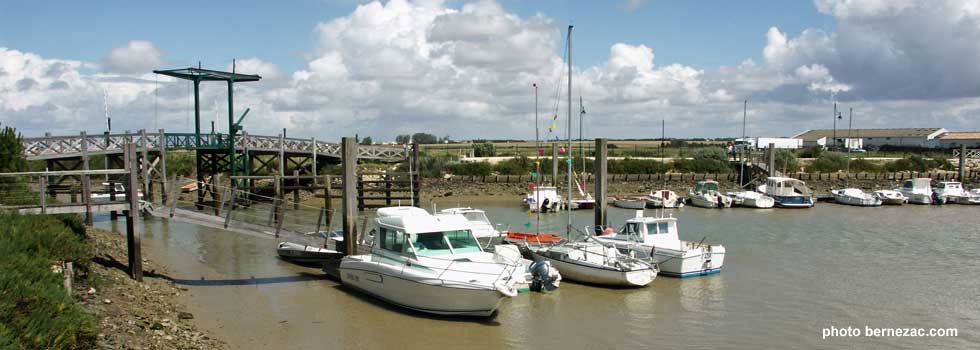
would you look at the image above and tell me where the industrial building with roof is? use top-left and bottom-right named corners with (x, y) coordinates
top-left (792, 128), bottom-right (948, 148)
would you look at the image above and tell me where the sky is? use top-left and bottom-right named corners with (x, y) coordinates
top-left (1, 0), bottom-right (979, 141)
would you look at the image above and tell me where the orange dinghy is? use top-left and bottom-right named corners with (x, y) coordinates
top-left (505, 231), bottom-right (564, 244)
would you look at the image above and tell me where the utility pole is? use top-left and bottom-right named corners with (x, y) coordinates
top-left (832, 102), bottom-right (837, 151)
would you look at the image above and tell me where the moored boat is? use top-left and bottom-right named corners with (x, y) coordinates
top-left (932, 181), bottom-right (980, 204)
top-left (873, 190), bottom-right (907, 205)
top-left (898, 178), bottom-right (933, 205)
top-left (646, 189), bottom-right (684, 208)
top-left (832, 188), bottom-right (882, 207)
top-left (727, 191), bottom-right (775, 208)
top-left (339, 207), bottom-right (528, 317)
top-left (524, 186), bottom-right (565, 212)
top-left (688, 180), bottom-right (733, 208)
top-left (530, 240), bottom-right (656, 287)
top-left (277, 242), bottom-right (340, 264)
top-left (596, 211), bottom-right (725, 278)
top-left (758, 177), bottom-right (814, 208)
top-left (613, 197), bottom-right (647, 209)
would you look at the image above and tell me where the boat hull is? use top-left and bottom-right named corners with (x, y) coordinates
top-left (276, 243), bottom-right (340, 264)
top-left (531, 251), bottom-right (655, 287)
top-left (689, 195), bottom-right (732, 208)
top-left (772, 195), bottom-right (814, 208)
top-left (339, 259), bottom-right (506, 317)
top-left (904, 193), bottom-right (932, 205)
top-left (832, 191), bottom-right (882, 207)
top-left (603, 243), bottom-right (725, 278)
top-left (740, 196), bottom-right (774, 208)
top-left (613, 200), bottom-right (646, 209)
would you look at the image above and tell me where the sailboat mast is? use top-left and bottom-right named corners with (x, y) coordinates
top-left (579, 96), bottom-right (585, 182)
top-left (534, 83), bottom-right (540, 234)
top-left (566, 25), bottom-right (574, 236)
top-left (740, 100), bottom-right (747, 188)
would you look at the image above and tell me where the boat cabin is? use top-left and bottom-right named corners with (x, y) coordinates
top-left (372, 207), bottom-right (483, 258)
top-left (437, 207), bottom-right (497, 239)
top-left (933, 181), bottom-right (962, 193)
top-left (602, 213), bottom-right (682, 251)
top-left (902, 178), bottom-right (932, 192)
top-left (694, 181), bottom-right (721, 194)
top-left (764, 177), bottom-right (812, 197)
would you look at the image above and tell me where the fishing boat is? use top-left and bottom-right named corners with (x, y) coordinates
top-left (688, 180), bottom-right (733, 208)
top-left (897, 178), bottom-right (933, 205)
top-left (530, 240), bottom-right (656, 287)
top-left (613, 196), bottom-right (648, 209)
top-left (438, 207), bottom-right (500, 240)
top-left (524, 186), bottom-right (565, 212)
top-left (757, 177), bottom-right (815, 208)
top-left (646, 189), bottom-right (684, 208)
top-left (339, 207), bottom-right (528, 317)
top-left (832, 188), bottom-right (882, 207)
top-left (277, 242), bottom-right (340, 264)
top-left (596, 211), bottom-right (726, 278)
top-left (873, 190), bottom-right (907, 205)
top-left (727, 191), bottom-right (775, 208)
top-left (932, 181), bottom-right (980, 204)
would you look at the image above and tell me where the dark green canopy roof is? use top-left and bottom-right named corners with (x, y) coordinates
top-left (153, 67), bottom-right (261, 82)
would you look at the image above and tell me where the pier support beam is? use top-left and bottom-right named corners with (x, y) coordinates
top-left (341, 137), bottom-right (358, 256)
top-left (124, 143), bottom-right (142, 282)
top-left (959, 144), bottom-right (966, 181)
top-left (594, 138), bottom-right (608, 232)
top-left (80, 131), bottom-right (93, 225)
top-left (768, 143), bottom-right (776, 174)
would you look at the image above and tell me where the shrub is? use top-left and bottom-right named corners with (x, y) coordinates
top-left (166, 151), bottom-right (196, 177)
top-left (493, 156), bottom-right (535, 175)
top-left (608, 158), bottom-right (669, 174)
top-left (774, 149), bottom-right (799, 172)
top-left (415, 154), bottom-right (457, 178)
top-left (848, 158), bottom-right (880, 172)
top-left (449, 162), bottom-right (493, 176)
top-left (797, 146), bottom-right (823, 158)
top-left (472, 143), bottom-right (495, 157)
top-left (0, 213), bottom-right (97, 349)
top-left (672, 147), bottom-right (731, 173)
top-left (808, 152), bottom-right (848, 172)
top-left (885, 155), bottom-right (954, 172)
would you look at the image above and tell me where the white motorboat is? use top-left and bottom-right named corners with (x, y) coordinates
top-left (727, 191), bottom-right (775, 208)
top-left (898, 178), bottom-right (933, 205)
top-left (646, 189), bottom-right (684, 208)
top-left (613, 197), bottom-right (648, 209)
top-left (437, 207), bottom-right (500, 240)
top-left (339, 207), bottom-right (529, 317)
top-left (832, 188), bottom-right (882, 207)
top-left (688, 180), bottom-right (733, 208)
top-left (932, 181), bottom-right (980, 204)
top-left (277, 242), bottom-right (340, 264)
top-left (873, 190), bottom-right (907, 205)
top-left (530, 239), bottom-right (656, 287)
top-left (758, 177), bottom-right (814, 208)
top-left (596, 211), bottom-right (726, 278)
top-left (524, 186), bottom-right (565, 212)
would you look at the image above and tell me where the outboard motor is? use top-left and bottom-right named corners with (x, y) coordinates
top-left (529, 259), bottom-right (559, 292)
top-left (541, 198), bottom-right (551, 213)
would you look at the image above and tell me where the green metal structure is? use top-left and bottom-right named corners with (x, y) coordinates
top-left (153, 65), bottom-right (261, 205)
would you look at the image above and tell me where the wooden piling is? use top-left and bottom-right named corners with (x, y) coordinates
top-left (124, 143), bottom-right (142, 281)
top-left (80, 131), bottom-right (93, 224)
top-left (140, 130), bottom-right (151, 202)
top-left (39, 175), bottom-right (47, 214)
top-left (293, 170), bottom-right (300, 210)
top-left (768, 143), bottom-right (776, 174)
top-left (324, 175), bottom-right (333, 229)
top-left (342, 137), bottom-right (358, 256)
top-left (551, 143), bottom-right (558, 186)
top-left (594, 138), bottom-right (608, 231)
top-left (959, 144), bottom-right (966, 181)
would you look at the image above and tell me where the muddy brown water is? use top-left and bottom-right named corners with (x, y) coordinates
top-left (94, 199), bottom-right (980, 349)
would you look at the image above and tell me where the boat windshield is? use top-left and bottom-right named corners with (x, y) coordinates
top-left (411, 230), bottom-right (481, 256)
top-left (902, 180), bottom-right (914, 189)
top-left (462, 212), bottom-right (490, 224)
top-left (646, 222), bottom-right (669, 235)
top-left (696, 182), bottom-right (719, 192)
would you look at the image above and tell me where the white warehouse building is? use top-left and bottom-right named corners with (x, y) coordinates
top-left (793, 128), bottom-right (947, 149)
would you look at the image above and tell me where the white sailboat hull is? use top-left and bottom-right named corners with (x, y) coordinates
top-left (832, 189), bottom-right (882, 207)
top-left (688, 194), bottom-right (733, 208)
top-left (339, 257), bottom-right (508, 317)
top-left (728, 191), bottom-right (774, 208)
top-left (613, 199), bottom-right (647, 209)
top-left (531, 251), bottom-right (655, 287)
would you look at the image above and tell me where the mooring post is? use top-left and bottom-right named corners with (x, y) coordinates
top-left (768, 143), bottom-right (776, 174)
top-left (385, 174), bottom-right (392, 207)
top-left (959, 144), bottom-right (966, 181)
top-left (552, 143), bottom-right (558, 186)
top-left (124, 143), bottom-right (143, 281)
top-left (109, 177), bottom-right (118, 220)
top-left (311, 137), bottom-right (318, 181)
top-left (158, 129), bottom-right (168, 205)
top-left (594, 138), bottom-right (608, 232)
top-left (293, 170), bottom-right (301, 210)
top-left (324, 175), bottom-right (333, 229)
top-left (212, 173), bottom-right (223, 216)
top-left (342, 137), bottom-right (358, 256)
top-left (278, 133), bottom-right (285, 177)
top-left (80, 131), bottom-right (93, 225)
top-left (39, 175), bottom-right (47, 214)
top-left (273, 175), bottom-right (281, 224)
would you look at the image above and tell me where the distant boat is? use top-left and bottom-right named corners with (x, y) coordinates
top-left (437, 207), bottom-right (500, 240)
top-left (832, 188), bottom-right (882, 207)
top-left (596, 211), bottom-right (726, 278)
top-left (873, 190), bottom-right (907, 205)
top-left (933, 181), bottom-right (980, 204)
top-left (524, 186), bottom-right (565, 212)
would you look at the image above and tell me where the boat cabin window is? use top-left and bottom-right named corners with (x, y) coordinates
top-left (903, 180), bottom-right (914, 189)
top-left (462, 212), bottom-right (490, 224)
top-left (379, 228), bottom-right (407, 253)
top-left (410, 230), bottom-right (481, 256)
top-left (645, 222), bottom-right (671, 235)
top-left (619, 223), bottom-right (642, 241)
top-left (696, 182), bottom-right (719, 192)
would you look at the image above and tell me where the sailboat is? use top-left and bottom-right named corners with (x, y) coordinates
top-left (645, 119), bottom-right (683, 209)
top-left (728, 100), bottom-right (775, 208)
top-left (526, 25), bottom-right (656, 287)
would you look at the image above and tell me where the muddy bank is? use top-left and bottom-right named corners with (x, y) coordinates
top-left (80, 227), bottom-right (226, 350)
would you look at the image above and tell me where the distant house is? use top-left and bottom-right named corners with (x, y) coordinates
top-left (793, 128), bottom-right (947, 149)
top-left (936, 132), bottom-right (980, 148)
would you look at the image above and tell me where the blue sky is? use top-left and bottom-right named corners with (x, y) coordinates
top-left (0, 0), bottom-right (835, 74)
top-left (1, 0), bottom-right (979, 140)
